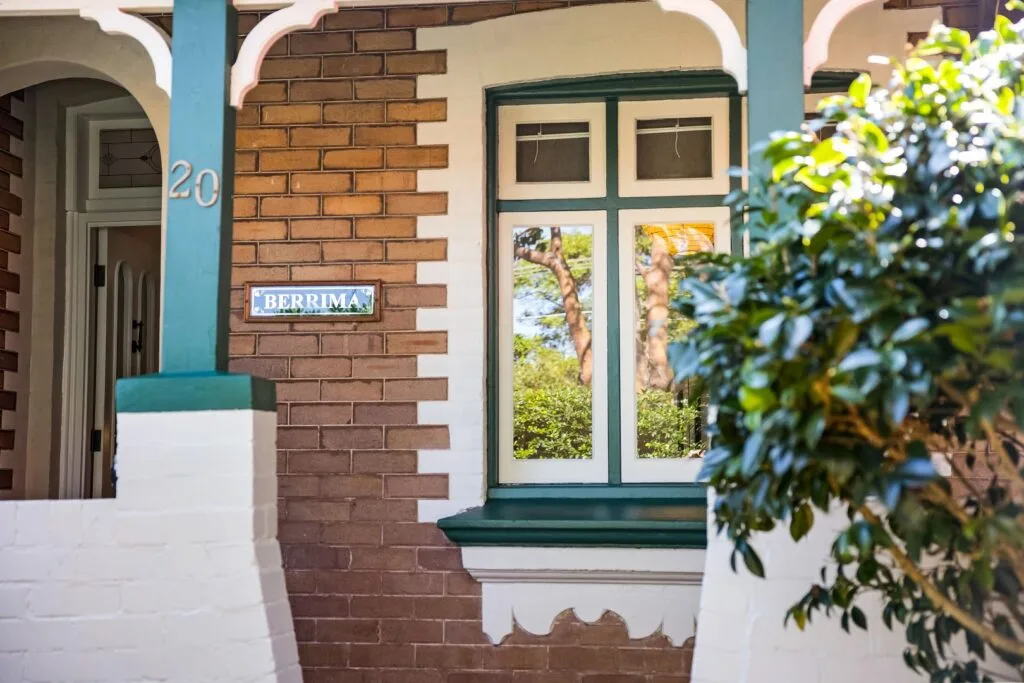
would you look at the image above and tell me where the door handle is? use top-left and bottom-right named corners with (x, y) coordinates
top-left (131, 320), bottom-right (144, 353)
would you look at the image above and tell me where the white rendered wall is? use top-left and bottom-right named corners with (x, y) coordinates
top-left (691, 506), bottom-right (921, 683)
top-left (690, 501), bottom-right (1018, 683)
top-left (0, 410), bottom-right (301, 683)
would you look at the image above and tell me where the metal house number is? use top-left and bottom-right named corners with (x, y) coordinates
top-left (168, 160), bottom-right (221, 208)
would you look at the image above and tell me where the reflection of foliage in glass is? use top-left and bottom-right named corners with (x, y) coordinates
top-left (513, 225), bottom-right (593, 386)
top-left (512, 334), bottom-right (592, 459)
top-left (637, 390), bottom-right (704, 459)
top-left (513, 384), bottom-right (593, 460)
top-left (634, 223), bottom-right (713, 458)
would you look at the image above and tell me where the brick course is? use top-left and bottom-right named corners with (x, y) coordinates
top-left (0, 92), bottom-right (21, 498)
top-left (227, 2), bottom-right (694, 681)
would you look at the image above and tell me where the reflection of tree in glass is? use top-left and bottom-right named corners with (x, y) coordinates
top-left (513, 226), bottom-right (594, 386)
top-left (634, 223), bottom-right (713, 458)
top-left (511, 225), bottom-right (594, 460)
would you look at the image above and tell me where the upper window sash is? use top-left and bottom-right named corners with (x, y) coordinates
top-left (497, 103), bottom-right (607, 200)
top-left (617, 98), bottom-right (730, 197)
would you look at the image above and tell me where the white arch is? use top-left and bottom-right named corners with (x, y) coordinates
top-left (805, 0), bottom-right (879, 85)
top-left (0, 15), bottom-right (169, 148)
top-left (78, 8), bottom-right (172, 98)
top-left (654, 0), bottom-right (748, 91)
top-left (231, 0), bottom-right (339, 107)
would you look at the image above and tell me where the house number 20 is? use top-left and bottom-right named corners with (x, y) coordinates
top-left (168, 160), bottom-right (221, 208)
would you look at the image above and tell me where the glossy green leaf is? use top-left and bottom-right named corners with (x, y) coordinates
top-left (891, 318), bottom-right (929, 343)
top-left (790, 504), bottom-right (814, 541)
top-left (849, 73), bottom-right (872, 106)
top-left (838, 349), bottom-right (883, 372)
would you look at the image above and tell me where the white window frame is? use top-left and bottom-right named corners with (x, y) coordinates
top-left (498, 211), bottom-right (609, 484)
top-left (617, 98), bottom-right (730, 198)
top-left (617, 206), bottom-right (731, 483)
top-left (497, 103), bottom-right (607, 200)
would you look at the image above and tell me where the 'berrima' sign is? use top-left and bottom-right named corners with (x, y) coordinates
top-left (244, 281), bottom-right (381, 322)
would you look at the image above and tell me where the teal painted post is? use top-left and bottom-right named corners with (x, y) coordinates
top-left (746, 0), bottom-right (805, 164)
top-left (162, 0), bottom-right (238, 373)
top-left (118, 0), bottom-right (275, 413)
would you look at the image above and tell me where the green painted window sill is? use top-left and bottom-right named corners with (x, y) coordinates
top-left (437, 495), bottom-right (708, 549)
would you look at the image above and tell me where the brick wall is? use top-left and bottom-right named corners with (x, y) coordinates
top-left (227, 2), bottom-right (696, 681)
top-left (0, 92), bottom-right (22, 498)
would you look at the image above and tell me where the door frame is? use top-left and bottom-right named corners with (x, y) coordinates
top-left (58, 212), bottom-right (160, 499)
top-left (57, 94), bottom-right (162, 499)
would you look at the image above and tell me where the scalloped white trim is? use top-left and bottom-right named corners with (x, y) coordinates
top-left (653, 0), bottom-right (747, 92)
top-left (231, 0), bottom-right (339, 107)
top-left (78, 8), bottom-right (172, 97)
top-left (462, 547), bottom-right (704, 646)
top-left (804, 0), bottom-right (880, 85)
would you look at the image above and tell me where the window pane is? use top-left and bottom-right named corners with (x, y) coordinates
top-left (633, 223), bottom-right (711, 459)
top-left (98, 128), bottom-right (162, 189)
top-left (635, 117), bottom-right (712, 180)
top-left (512, 224), bottom-right (594, 460)
top-left (515, 122), bottom-right (590, 183)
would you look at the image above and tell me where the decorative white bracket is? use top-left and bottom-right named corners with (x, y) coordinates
top-left (804, 0), bottom-right (880, 85)
top-left (654, 0), bottom-right (748, 92)
top-left (462, 546), bottom-right (705, 646)
top-left (231, 0), bottom-right (340, 107)
top-left (79, 8), bottom-right (172, 98)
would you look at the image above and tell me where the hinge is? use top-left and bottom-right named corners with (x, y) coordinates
top-left (93, 265), bottom-right (106, 288)
top-left (90, 429), bottom-right (102, 452)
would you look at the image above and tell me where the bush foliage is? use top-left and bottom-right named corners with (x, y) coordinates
top-left (670, 14), bottom-right (1024, 682)
top-left (512, 337), bottom-right (703, 460)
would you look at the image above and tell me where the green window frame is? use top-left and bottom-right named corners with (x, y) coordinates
top-left (487, 70), bottom-right (742, 504)
top-left (438, 70), bottom-right (858, 548)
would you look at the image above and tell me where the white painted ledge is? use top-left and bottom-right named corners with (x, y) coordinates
top-left (462, 546), bottom-right (704, 646)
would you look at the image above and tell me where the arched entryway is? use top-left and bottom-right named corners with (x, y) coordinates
top-left (0, 14), bottom-right (169, 501)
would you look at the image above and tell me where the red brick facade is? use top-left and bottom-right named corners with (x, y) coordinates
top-left (225, 3), bottom-right (697, 681)
top-left (0, 92), bottom-right (21, 498)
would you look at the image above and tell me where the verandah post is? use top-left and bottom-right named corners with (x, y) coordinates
top-left (118, 0), bottom-right (273, 411)
top-left (161, 0), bottom-right (237, 373)
top-left (746, 0), bottom-right (805, 165)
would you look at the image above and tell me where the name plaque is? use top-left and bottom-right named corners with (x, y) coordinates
top-left (244, 281), bottom-right (381, 322)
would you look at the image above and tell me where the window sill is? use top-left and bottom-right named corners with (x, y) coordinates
top-left (437, 496), bottom-right (708, 549)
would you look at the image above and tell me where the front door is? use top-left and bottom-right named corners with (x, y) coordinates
top-left (91, 225), bottom-right (161, 498)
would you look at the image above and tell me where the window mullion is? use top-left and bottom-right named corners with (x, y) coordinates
top-left (605, 97), bottom-right (622, 486)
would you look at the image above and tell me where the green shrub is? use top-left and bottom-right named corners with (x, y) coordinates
top-left (670, 14), bottom-right (1024, 682)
